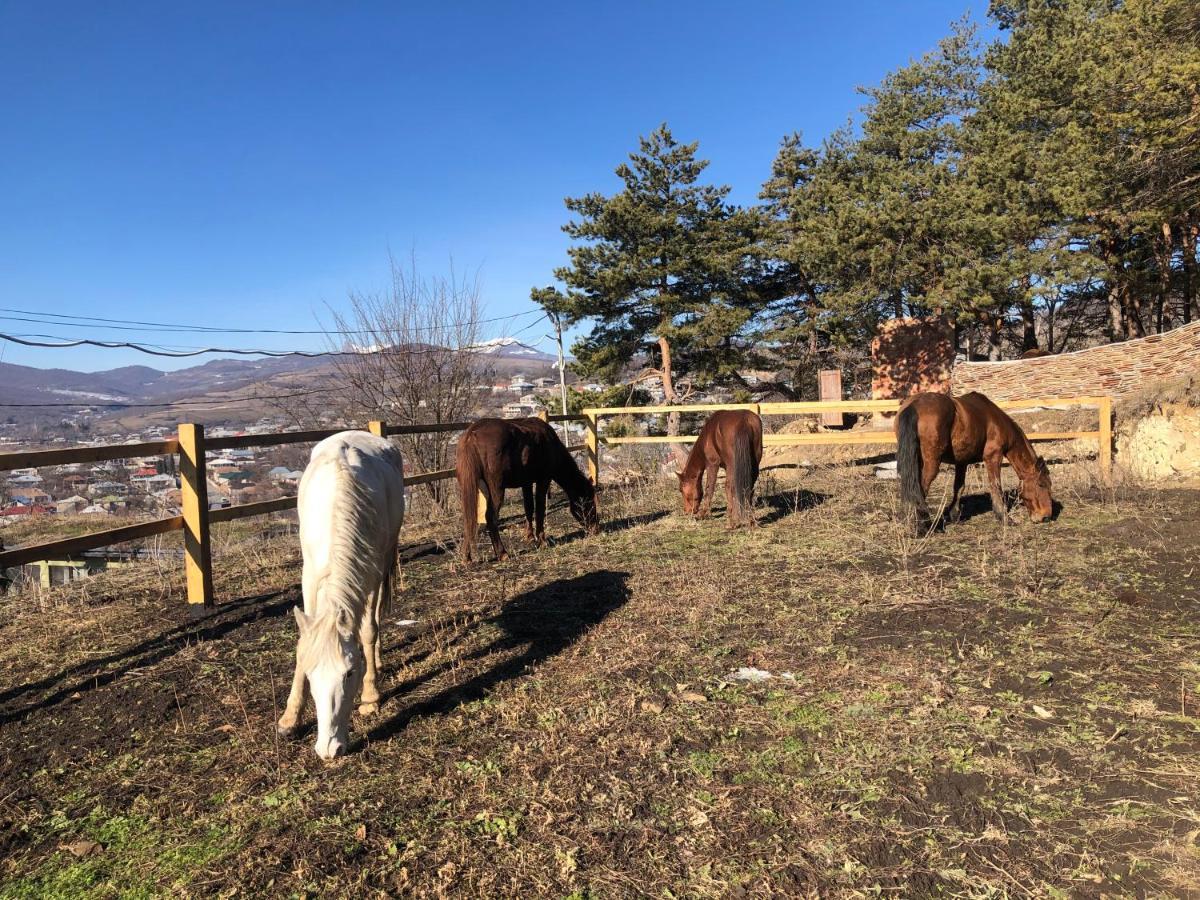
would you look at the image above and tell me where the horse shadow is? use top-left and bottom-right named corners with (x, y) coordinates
top-left (545, 508), bottom-right (670, 551)
top-left (0, 588), bottom-right (297, 727)
top-left (935, 492), bottom-right (1065, 528)
top-left (363, 569), bottom-right (631, 745)
top-left (755, 489), bottom-right (829, 526)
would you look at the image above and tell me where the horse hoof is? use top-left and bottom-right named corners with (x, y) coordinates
top-left (357, 702), bottom-right (379, 716)
top-left (277, 721), bottom-right (300, 739)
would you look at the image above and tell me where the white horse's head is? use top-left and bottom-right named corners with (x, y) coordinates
top-left (293, 607), bottom-right (363, 760)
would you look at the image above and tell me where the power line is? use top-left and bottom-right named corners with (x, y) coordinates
top-left (0, 313), bottom-right (548, 359)
top-left (0, 387), bottom-right (340, 409)
top-left (0, 306), bottom-right (544, 336)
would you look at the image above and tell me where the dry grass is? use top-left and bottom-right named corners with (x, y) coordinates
top-left (1, 460), bottom-right (1198, 898)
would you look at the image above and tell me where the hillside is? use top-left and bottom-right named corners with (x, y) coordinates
top-left (0, 338), bottom-right (562, 430)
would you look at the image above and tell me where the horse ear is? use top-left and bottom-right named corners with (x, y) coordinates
top-left (674, 470), bottom-right (684, 481)
top-left (293, 606), bottom-right (311, 635)
top-left (335, 609), bottom-right (355, 639)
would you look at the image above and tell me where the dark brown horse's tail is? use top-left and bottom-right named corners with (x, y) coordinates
top-left (896, 403), bottom-right (928, 529)
top-left (729, 423), bottom-right (758, 525)
top-left (456, 438), bottom-right (481, 562)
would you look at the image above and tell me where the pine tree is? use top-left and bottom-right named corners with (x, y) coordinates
top-left (533, 125), bottom-right (764, 451)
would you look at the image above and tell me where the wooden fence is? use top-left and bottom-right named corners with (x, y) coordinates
top-left (0, 412), bottom-right (585, 612)
top-left (0, 395), bottom-right (1111, 611)
top-left (580, 395), bottom-right (1112, 485)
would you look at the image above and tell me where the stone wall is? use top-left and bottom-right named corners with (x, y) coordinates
top-left (870, 317), bottom-right (955, 399)
top-left (952, 321), bottom-right (1200, 400)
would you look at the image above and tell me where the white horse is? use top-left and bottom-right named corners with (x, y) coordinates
top-left (276, 431), bottom-right (405, 759)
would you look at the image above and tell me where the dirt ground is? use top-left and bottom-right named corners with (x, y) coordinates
top-left (1, 461), bottom-right (1198, 898)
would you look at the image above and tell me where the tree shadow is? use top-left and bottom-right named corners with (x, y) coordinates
top-left (0, 587), bottom-right (297, 727)
top-left (363, 570), bottom-right (631, 745)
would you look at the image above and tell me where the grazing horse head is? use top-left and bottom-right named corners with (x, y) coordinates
top-left (569, 478), bottom-right (601, 535)
top-left (293, 607), bottom-right (363, 760)
top-left (676, 470), bottom-right (702, 516)
top-left (1019, 457), bottom-right (1054, 523)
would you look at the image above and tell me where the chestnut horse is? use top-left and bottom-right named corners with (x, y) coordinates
top-left (677, 409), bottom-right (763, 527)
top-left (895, 391), bottom-right (1053, 533)
top-left (457, 417), bottom-right (599, 562)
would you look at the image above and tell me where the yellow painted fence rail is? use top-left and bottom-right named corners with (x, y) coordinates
top-left (0, 397), bottom-right (1109, 609)
top-left (581, 395), bottom-right (1113, 486)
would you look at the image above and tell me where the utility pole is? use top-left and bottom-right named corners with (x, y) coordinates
top-left (547, 311), bottom-right (570, 443)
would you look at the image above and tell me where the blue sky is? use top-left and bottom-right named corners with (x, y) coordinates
top-left (0, 1), bottom-right (989, 372)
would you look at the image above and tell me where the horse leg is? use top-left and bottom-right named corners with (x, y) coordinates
top-left (357, 581), bottom-right (383, 716)
top-left (277, 566), bottom-right (317, 736)
top-left (484, 478), bottom-right (508, 561)
top-left (700, 463), bottom-right (719, 520)
top-left (521, 483), bottom-right (535, 543)
top-left (948, 464), bottom-right (967, 524)
top-left (911, 447), bottom-right (941, 534)
top-left (277, 655), bottom-right (309, 737)
top-left (535, 480), bottom-right (549, 545)
top-left (984, 450), bottom-right (1008, 523)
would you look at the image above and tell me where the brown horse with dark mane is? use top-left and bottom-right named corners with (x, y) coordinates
top-left (895, 391), bottom-right (1053, 533)
top-left (677, 409), bottom-right (763, 527)
top-left (456, 417), bottom-right (599, 562)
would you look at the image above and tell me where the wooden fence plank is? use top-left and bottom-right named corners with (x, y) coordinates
top-left (0, 439), bottom-right (181, 472)
top-left (405, 467), bottom-right (457, 486)
top-left (608, 429), bottom-right (1097, 447)
top-left (0, 516), bottom-right (183, 569)
top-left (584, 403), bottom-right (759, 416)
top-left (205, 429), bottom-right (343, 451)
top-left (209, 497), bottom-right (297, 524)
top-left (384, 421), bottom-right (474, 436)
top-left (603, 435), bottom-right (701, 445)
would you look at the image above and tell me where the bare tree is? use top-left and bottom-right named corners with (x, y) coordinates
top-left (323, 255), bottom-right (493, 508)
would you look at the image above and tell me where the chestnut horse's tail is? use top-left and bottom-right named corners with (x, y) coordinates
top-left (456, 437), bottom-right (482, 562)
top-left (896, 403), bottom-right (929, 529)
top-left (729, 421), bottom-right (758, 524)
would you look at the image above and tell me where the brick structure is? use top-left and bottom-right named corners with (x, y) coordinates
top-left (952, 321), bottom-right (1200, 401)
top-left (870, 317), bottom-right (955, 399)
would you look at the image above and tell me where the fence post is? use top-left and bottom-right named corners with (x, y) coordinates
top-left (585, 412), bottom-right (600, 486)
top-left (368, 420), bottom-right (386, 438)
top-left (1098, 396), bottom-right (1113, 484)
top-left (178, 423), bottom-right (214, 612)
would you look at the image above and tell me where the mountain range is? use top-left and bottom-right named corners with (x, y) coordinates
top-left (0, 338), bottom-right (561, 426)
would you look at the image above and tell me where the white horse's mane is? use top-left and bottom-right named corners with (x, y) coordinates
top-left (297, 434), bottom-right (404, 672)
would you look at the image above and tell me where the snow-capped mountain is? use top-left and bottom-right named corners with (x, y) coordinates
top-left (467, 337), bottom-right (560, 364)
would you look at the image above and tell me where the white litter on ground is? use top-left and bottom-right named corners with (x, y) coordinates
top-left (395, 619), bottom-right (418, 626)
top-left (726, 667), bottom-right (798, 683)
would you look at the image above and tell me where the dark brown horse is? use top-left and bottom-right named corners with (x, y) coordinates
top-left (456, 417), bottom-right (599, 562)
top-left (677, 409), bottom-right (763, 527)
top-left (895, 391), bottom-right (1053, 533)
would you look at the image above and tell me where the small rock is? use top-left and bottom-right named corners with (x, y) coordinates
top-left (679, 691), bottom-right (707, 703)
top-left (640, 699), bottom-right (665, 714)
top-left (727, 667), bottom-right (774, 683)
top-left (1031, 704), bottom-right (1054, 719)
top-left (60, 840), bottom-right (101, 858)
